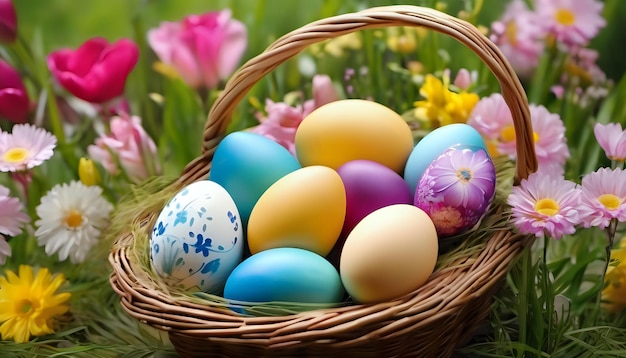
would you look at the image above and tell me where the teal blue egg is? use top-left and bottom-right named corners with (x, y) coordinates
top-left (209, 132), bottom-right (301, 226)
top-left (223, 247), bottom-right (344, 305)
top-left (403, 124), bottom-right (486, 195)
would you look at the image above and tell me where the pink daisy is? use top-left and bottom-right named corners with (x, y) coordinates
top-left (0, 124), bottom-right (57, 172)
top-left (535, 0), bottom-right (606, 47)
top-left (579, 167), bottom-right (626, 229)
top-left (594, 123), bottom-right (626, 162)
top-left (507, 173), bottom-right (582, 240)
top-left (490, 0), bottom-right (545, 77)
top-left (468, 96), bottom-right (569, 176)
top-left (0, 185), bottom-right (30, 264)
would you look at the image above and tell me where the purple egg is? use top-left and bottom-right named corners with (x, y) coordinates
top-left (337, 160), bottom-right (413, 235)
top-left (414, 145), bottom-right (496, 237)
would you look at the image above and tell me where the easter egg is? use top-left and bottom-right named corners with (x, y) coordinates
top-left (209, 131), bottom-right (301, 226)
top-left (223, 247), bottom-right (344, 307)
top-left (340, 204), bottom-right (438, 304)
top-left (337, 159), bottom-right (413, 235)
top-left (403, 123), bottom-right (487, 194)
top-left (247, 166), bottom-right (346, 256)
top-left (295, 99), bottom-right (414, 173)
top-left (150, 180), bottom-right (243, 294)
top-left (414, 145), bottom-right (496, 237)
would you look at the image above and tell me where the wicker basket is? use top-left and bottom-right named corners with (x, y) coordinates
top-left (109, 5), bottom-right (538, 357)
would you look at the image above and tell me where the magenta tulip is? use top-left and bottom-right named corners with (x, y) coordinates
top-left (0, 0), bottom-right (17, 43)
top-left (47, 37), bottom-right (139, 104)
top-left (0, 59), bottom-right (30, 123)
top-left (147, 9), bottom-right (247, 89)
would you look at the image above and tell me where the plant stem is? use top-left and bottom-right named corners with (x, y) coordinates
top-left (595, 218), bottom-right (617, 324)
top-left (543, 235), bottom-right (554, 353)
top-left (517, 246), bottom-right (530, 358)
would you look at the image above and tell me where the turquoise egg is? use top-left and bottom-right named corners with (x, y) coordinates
top-left (209, 132), bottom-right (301, 226)
top-left (403, 124), bottom-right (486, 195)
top-left (223, 247), bottom-right (345, 305)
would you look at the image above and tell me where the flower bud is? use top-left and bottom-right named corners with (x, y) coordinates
top-left (78, 158), bottom-right (101, 186)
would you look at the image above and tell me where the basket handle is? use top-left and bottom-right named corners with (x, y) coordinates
top-left (180, 5), bottom-right (537, 185)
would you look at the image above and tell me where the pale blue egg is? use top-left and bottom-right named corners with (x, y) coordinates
top-left (150, 180), bottom-right (243, 295)
top-left (403, 124), bottom-right (487, 195)
top-left (209, 132), bottom-right (301, 226)
top-left (223, 247), bottom-right (344, 305)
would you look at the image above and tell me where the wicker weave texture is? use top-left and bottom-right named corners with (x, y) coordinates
top-left (109, 5), bottom-right (537, 358)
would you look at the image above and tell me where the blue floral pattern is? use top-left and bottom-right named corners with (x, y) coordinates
top-left (150, 181), bottom-right (243, 294)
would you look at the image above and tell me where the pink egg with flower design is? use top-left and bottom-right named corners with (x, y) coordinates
top-left (414, 145), bottom-right (496, 237)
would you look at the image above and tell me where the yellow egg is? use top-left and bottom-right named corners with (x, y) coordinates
top-left (247, 166), bottom-right (346, 256)
top-left (295, 99), bottom-right (414, 173)
top-left (340, 204), bottom-right (438, 304)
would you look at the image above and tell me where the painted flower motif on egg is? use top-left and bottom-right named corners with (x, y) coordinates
top-left (150, 180), bottom-right (243, 294)
top-left (415, 145), bottom-right (496, 237)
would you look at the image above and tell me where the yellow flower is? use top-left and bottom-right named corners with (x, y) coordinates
top-left (386, 27), bottom-right (424, 54)
top-left (414, 74), bottom-right (479, 127)
top-left (312, 33), bottom-right (362, 57)
top-left (78, 157), bottom-right (101, 186)
top-left (0, 265), bottom-right (71, 343)
top-left (603, 239), bottom-right (626, 312)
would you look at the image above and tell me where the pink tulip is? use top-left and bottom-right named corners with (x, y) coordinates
top-left (87, 113), bottom-right (159, 182)
top-left (147, 9), bottom-right (247, 89)
top-left (47, 37), bottom-right (139, 104)
top-left (0, 0), bottom-right (17, 43)
top-left (0, 59), bottom-right (30, 123)
top-left (251, 75), bottom-right (339, 155)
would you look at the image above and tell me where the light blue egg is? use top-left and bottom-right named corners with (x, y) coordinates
top-left (403, 124), bottom-right (486, 195)
top-left (223, 248), bottom-right (345, 305)
top-left (209, 132), bottom-right (301, 226)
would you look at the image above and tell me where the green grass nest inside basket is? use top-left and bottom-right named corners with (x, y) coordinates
top-left (110, 154), bottom-right (517, 317)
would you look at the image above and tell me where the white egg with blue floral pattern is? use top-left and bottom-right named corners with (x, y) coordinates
top-left (150, 180), bottom-right (243, 294)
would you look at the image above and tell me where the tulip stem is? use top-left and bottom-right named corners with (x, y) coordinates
top-left (44, 86), bottom-right (78, 172)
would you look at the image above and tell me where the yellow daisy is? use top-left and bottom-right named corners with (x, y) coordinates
top-left (0, 265), bottom-right (71, 343)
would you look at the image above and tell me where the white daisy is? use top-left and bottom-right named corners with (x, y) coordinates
top-left (35, 181), bottom-right (113, 264)
top-left (0, 124), bottom-right (57, 172)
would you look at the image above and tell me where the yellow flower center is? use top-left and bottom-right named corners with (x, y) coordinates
top-left (456, 167), bottom-right (473, 182)
top-left (3, 147), bottom-right (29, 163)
top-left (535, 198), bottom-right (560, 216)
top-left (501, 126), bottom-right (539, 143)
top-left (18, 299), bottom-right (36, 315)
top-left (555, 9), bottom-right (576, 26)
top-left (599, 194), bottom-right (621, 210)
top-left (505, 21), bottom-right (518, 46)
top-left (64, 210), bottom-right (84, 229)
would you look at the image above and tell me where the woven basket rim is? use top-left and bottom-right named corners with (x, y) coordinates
top-left (109, 4), bottom-right (537, 355)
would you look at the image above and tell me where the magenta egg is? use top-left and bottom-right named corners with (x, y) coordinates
top-left (414, 145), bottom-right (496, 237)
top-left (337, 160), bottom-right (413, 236)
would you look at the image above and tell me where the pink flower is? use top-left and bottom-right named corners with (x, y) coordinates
top-left (0, 0), bottom-right (17, 43)
top-left (47, 37), bottom-right (139, 104)
top-left (507, 173), bottom-right (582, 240)
top-left (468, 95), bottom-right (569, 176)
top-left (535, 0), bottom-right (606, 47)
top-left (87, 114), bottom-right (159, 182)
top-left (0, 59), bottom-right (30, 124)
top-left (594, 123), bottom-right (626, 162)
top-left (0, 185), bottom-right (29, 264)
top-left (148, 9), bottom-right (247, 89)
top-left (579, 168), bottom-right (626, 229)
top-left (490, 0), bottom-right (545, 77)
top-left (0, 124), bottom-right (56, 172)
top-left (251, 75), bottom-right (339, 155)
